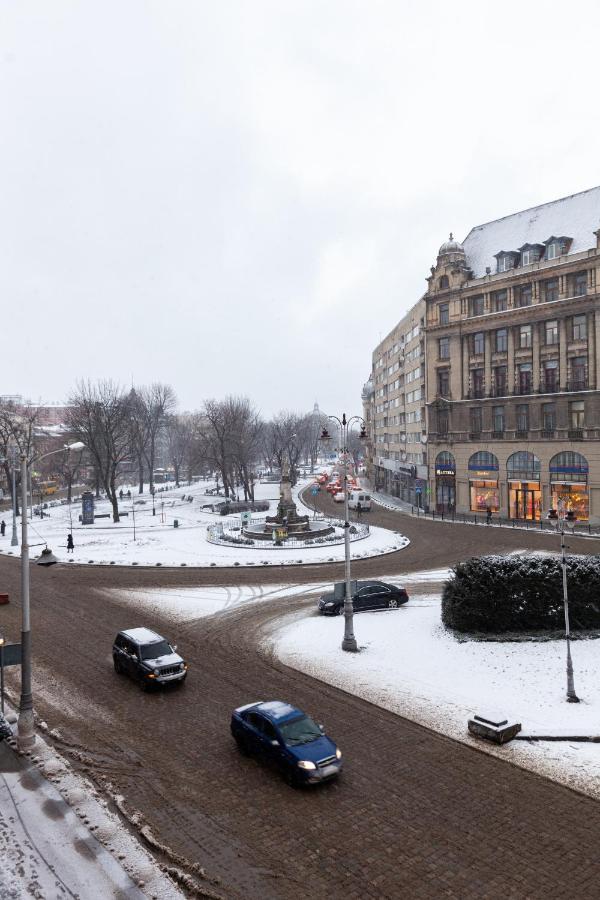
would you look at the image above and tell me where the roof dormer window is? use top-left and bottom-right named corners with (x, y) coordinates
top-left (543, 235), bottom-right (571, 261)
top-left (546, 243), bottom-right (557, 260)
top-left (518, 243), bottom-right (543, 267)
top-left (494, 251), bottom-right (519, 274)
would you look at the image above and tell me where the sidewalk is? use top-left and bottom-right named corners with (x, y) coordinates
top-left (0, 735), bottom-right (183, 900)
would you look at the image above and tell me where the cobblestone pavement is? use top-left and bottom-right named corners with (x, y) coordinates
top-left (1, 501), bottom-right (600, 898)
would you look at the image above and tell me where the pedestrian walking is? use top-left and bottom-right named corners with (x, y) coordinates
top-left (0, 520), bottom-right (5, 537)
top-left (67, 533), bottom-right (75, 553)
top-left (356, 502), bottom-right (362, 521)
top-left (486, 506), bottom-right (492, 525)
top-left (119, 489), bottom-right (123, 500)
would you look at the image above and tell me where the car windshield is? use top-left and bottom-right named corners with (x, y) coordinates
top-left (140, 640), bottom-right (172, 660)
top-left (278, 715), bottom-right (322, 746)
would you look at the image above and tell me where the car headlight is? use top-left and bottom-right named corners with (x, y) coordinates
top-left (153, 668), bottom-right (160, 676)
top-left (336, 748), bottom-right (342, 759)
top-left (325, 602), bottom-right (334, 607)
top-left (179, 663), bottom-right (185, 671)
top-left (297, 760), bottom-right (317, 770)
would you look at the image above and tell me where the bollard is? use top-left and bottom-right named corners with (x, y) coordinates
top-left (174, 519), bottom-right (179, 528)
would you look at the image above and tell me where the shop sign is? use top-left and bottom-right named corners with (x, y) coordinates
top-left (468, 470), bottom-right (496, 479)
top-left (435, 467), bottom-right (455, 477)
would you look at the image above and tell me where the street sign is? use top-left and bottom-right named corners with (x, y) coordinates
top-left (81, 491), bottom-right (95, 525)
top-left (1, 643), bottom-right (21, 667)
top-left (415, 487), bottom-right (422, 495)
top-left (311, 486), bottom-right (319, 495)
top-left (240, 511), bottom-right (252, 525)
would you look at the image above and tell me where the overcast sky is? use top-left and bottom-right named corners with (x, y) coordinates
top-left (1, 1), bottom-right (600, 417)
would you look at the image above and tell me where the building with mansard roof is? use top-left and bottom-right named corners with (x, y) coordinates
top-left (425, 186), bottom-right (600, 523)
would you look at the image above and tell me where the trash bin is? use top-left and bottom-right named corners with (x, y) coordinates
top-left (174, 519), bottom-right (179, 528)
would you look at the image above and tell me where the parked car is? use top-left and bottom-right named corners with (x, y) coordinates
top-left (332, 491), bottom-right (345, 502)
top-left (326, 482), bottom-right (341, 494)
top-left (112, 627), bottom-right (187, 690)
top-left (231, 700), bottom-right (342, 786)
top-left (318, 580), bottom-right (409, 615)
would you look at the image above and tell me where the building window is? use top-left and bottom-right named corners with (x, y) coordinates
top-left (545, 320), bottom-right (559, 345)
top-left (438, 337), bottom-right (450, 359)
top-left (437, 369), bottom-right (450, 398)
top-left (492, 290), bottom-right (508, 312)
top-left (570, 356), bottom-right (587, 390)
top-left (439, 275), bottom-right (449, 290)
top-left (470, 407), bottom-right (482, 433)
top-left (518, 363), bottom-right (532, 395)
top-left (495, 328), bottom-right (508, 352)
top-left (437, 409), bottom-right (449, 434)
top-left (493, 365), bottom-right (507, 396)
top-left (519, 324), bottom-right (532, 348)
top-left (493, 406), bottom-right (505, 433)
top-left (542, 403), bottom-right (556, 431)
top-left (515, 284), bottom-right (532, 307)
top-left (471, 368), bottom-right (485, 398)
top-left (516, 404), bottom-right (529, 432)
top-left (570, 400), bottom-right (585, 429)
top-left (472, 332), bottom-right (484, 355)
top-left (572, 272), bottom-right (587, 296)
top-left (544, 279), bottom-right (559, 302)
top-left (542, 359), bottom-right (559, 392)
top-left (469, 295), bottom-right (484, 317)
top-left (546, 243), bottom-right (557, 260)
top-left (439, 303), bottom-right (449, 325)
top-left (572, 314), bottom-right (587, 341)
top-left (521, 250), bottom-right (530, 266)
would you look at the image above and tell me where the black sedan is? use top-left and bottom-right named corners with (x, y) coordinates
top-left (317, 580), bottom-right (409, 615)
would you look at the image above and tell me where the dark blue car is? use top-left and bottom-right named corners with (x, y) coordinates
top-left (230, 700), bottom-right (342, 786)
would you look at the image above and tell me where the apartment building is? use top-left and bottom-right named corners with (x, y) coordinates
top-left (425, 186), bottom-right (600, 523)
top-left (365, 298), bottom-right (427, 504)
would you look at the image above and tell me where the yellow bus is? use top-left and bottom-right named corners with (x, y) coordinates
top-left (38, 480), bottom-right (58, 495)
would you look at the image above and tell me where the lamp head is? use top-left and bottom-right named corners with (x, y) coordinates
top-left (65, 441), bottom-right (85, 452)
top-left (359, 426), bottom-right (367, 441)
top-left (320, 427), bottom-right (332, 444)
top-left (36, 547), bottom-right (58, 567)
top-left (547, 509), bottom-right (558, 521)
top-left (565, 510), bottom-right (577, 529)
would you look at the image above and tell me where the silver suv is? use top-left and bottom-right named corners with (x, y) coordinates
top-left (113, 627), bottom-right (188, 690)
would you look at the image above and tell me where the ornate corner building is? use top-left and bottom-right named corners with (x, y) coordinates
top-left (426, 186), bottom-right (600, 523)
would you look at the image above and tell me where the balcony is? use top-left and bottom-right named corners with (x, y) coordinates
top-left (568, 429), bottom-right (584, 440)
top-left (491, 431), bottom-right (505, 439)
top-left (514, 383), bottom-right (533, 396)
top-left (540, 429), bottom-right (556, 439)
top-left (490, 385), bottom-right (508, 398)
top-left (538, 381), bottom-right (559, 394)
top-left (469, 432), bottom-right (481, 440)
top-left (566, 379), bottom-right (588, 392)
top-left (515, 430), bottom-right (529, 440)
top-left (467, 388), bottom-right (485, 400)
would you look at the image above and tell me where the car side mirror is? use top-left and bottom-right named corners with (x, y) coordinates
top-left (319, 724), bottom-right (325, 733)
top-left (270, 739), bottom-right (279, 747)
top-left (172, 644), bottom-right (178, 652)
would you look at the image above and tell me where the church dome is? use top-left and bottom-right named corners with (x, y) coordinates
top-left (439, 233), bottom-right (464, 255)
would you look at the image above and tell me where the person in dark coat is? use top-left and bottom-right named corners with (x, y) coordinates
top-left (67, 533), bottom-right (75, 553)
top-left (356, 502), bottom-right (362, 520)
top-left (0, 520), bottom-right (5, 537)
top-left (486, 506), bottom-right (492, 525)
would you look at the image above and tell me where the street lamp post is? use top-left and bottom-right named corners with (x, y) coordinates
top-left (320, 414), bottom-right (366, 653)
top-left (151, 486), bottom-right (156, 516)
top-left (547, 507), bottom-right (580, 703)
top-left (17, 441), bottom-right (84, 752)
top-left (11, 450), bottom-right (18, 547)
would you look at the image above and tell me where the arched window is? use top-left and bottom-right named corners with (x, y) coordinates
top-left (507, 451), bottom-right (541, 481)
top-left (468, 451), bottom-right (499, 471)
top-left (550, 452), bottom-right (588, 483)
top-left (436, 451), bottom-right (455, 468)
top-left (439, 275), bottom-right (449, 290)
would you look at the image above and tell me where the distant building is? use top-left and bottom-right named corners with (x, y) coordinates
top-left (425, 186), bottom-right (600, 523)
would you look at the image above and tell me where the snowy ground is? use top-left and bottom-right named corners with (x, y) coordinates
top-left (110, 567), bottom-right (600, 799)
top-left (0, 477), bottom-right (408, 568)
top-left (268, 583), bottom-right (600, 799)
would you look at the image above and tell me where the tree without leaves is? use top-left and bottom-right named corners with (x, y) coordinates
top-left (67, 380), bottom-right (131, 523)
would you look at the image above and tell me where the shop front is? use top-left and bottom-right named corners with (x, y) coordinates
top-left (549, 451), bottom-right (589, 521)
top-left (435, 451), bottom-right (456, 514)
top-left (507, 452), bottom-right (542, 521)
top-left (468, 451), bottom-right (499, 513)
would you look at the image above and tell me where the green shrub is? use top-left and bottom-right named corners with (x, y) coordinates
top-left (441, 555), bottom-right (600, 633)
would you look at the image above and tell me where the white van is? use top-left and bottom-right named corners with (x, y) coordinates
top-left (348, 491), bottom-right (371, 511)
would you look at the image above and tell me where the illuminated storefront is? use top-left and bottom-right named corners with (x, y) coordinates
top-left (507, 451), bottom-right (541, 521)
top-left (549, 451), bottom-right (589, 521)
top-left (468, 451), bottom-right (499, 512)
top-left (435, 451), bottom-right (455, 513)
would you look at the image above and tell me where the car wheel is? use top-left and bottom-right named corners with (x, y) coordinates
top-left (235, 736), bottom-right (250, 756)
top-left (139, 677), bottom-right (150, 692)
top-left (388, 598), bottom-right (399, 609)
top-left (113, 658), bottom-right (122, 674)
top-left (337, 604), bottom-right (344, 616)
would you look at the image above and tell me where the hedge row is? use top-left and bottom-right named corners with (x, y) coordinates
top-left (441, 555), bottom-right (600, 633)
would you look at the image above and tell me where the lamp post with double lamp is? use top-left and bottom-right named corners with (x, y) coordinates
top-left (11, 448), bottom-right (18, 547)
top-left (17, 441), bottom-right (85, 752)
top-left (547, 506), bottom-right (580, 703)
top-left (320, 414), bottom-right (366, 653)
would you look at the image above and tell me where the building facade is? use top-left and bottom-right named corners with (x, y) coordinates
top-left (367, 298), bottom-right (427, 505)
top-left (425, 187), bottom-right (600, 523)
